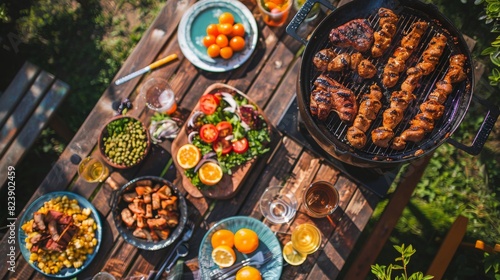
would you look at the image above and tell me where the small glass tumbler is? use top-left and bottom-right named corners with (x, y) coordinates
top-left (257, 0), bottom-right (292, 27)
top-left (142, 77), bottom-right (177, 115)
top-left (259, 186), bottom-right (298, 224)
top-left (291, 223), bottom-right (322, 255)
top-left (78, 157), bottom-right (110, 183)
top-left (303, 181), bottom-right (339, 218)
top-left (92, 272), bottom-right (116, 280)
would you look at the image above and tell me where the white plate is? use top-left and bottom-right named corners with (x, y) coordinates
top-left (178, 0), bottom-right (259, 72)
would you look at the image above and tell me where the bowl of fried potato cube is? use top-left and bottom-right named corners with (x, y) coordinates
top-left (110, 176), bottom-right (188, 251)
top-left (19, 191), bottom-right (102, 278)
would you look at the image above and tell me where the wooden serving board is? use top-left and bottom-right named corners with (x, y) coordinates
top-left (171, 83), bottom-right (270, 199)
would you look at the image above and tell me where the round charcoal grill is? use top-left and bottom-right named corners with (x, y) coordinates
top-left (287, 0), bottom-right (499, 167)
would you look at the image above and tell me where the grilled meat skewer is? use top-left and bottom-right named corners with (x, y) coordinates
top-left (347, 84), bottom-right (383, 149)
top-left (372, 8), bottom-right (399, 57)
top-left (382, 21), bottom-right (429, 88)
top-left (313, 49), bottom-right (377, 79)
top-left (391, 54), bottom-right (467, 149)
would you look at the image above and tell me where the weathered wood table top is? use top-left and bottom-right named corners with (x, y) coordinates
top-left (2, 1), bottom-right (382, 279)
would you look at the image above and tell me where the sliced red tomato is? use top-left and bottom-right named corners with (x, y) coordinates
top-left (199, 124), bottom-right (219, 143)
top-left (199, 94), bottom-right (220, 115)
top-left (213, 139), bottom-right (232, 155)
top-left (216, 121), bottom-right (233, 138)
top-left (232, 138), bottom-right (249, 154)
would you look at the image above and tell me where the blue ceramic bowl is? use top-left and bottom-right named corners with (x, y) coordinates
top-left (18, 191), bottom-right (103, 278)
top-left (199, 216), bottom-right (283, 280)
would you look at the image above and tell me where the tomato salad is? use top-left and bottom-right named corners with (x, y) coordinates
top-left (184, 88), bottom-right (271, 188)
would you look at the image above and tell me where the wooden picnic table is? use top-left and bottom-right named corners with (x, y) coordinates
top-left (2, 1), bottom-right (392, 279)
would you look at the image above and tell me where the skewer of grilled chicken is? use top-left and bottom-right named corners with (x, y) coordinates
top-left (371, 34), bottom-right (446, 148)
top-left (391, 54), bottom-right (467, 149)
top-left (382, 21), bottom-right (429, 88)
top-left (347, 83), bottom-right (383, 149)
top-left (313, 49), bottom-right (377, 79)
top-left (372, 8), bottom-right (399, 58)
top-left (310, 74), bottom-right (358, 122)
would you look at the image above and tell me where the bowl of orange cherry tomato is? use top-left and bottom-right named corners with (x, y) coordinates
top-left (178, 0), bottom-right (258, 72)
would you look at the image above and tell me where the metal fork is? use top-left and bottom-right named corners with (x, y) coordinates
top-left (210, 251), bottom-right (274, 280)
top-left (152, 220), bottom-right (194, 280)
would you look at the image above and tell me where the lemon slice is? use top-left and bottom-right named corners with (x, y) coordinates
top-left (198, 161), bottom-right (223, 186)
top-left (176, 144), bottom-right (201, 169)
top-left (212, 245), bottom-right (236, 268)
top-left (282, 241), bottom-right (307, 266)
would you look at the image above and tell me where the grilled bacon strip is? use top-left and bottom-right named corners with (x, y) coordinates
top-left (391, 54), bottom-right (467, 149)
top-left (382, 21), bottom-right (429, 88)
top-left (329, 19), bottom-right (374, 52)
top-left (347, 84), bottom-right (383, 149)
top-left (372, 8), bottom-right (398, 58)
top-left (310, 74), bottom-right (358, 122)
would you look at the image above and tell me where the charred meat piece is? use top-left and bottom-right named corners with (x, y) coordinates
top-left (372, 8), bottom-right (398, 57)
top-left (310, 74), bottom-right (358, 122)
top-left (382, 21), bottom-right (429, 88)
top-left (329, 19), bottom-right (374, 52)
top-left (328, 53), bottom-right (351, 72)
top-left (357, 59), bottom-right (377, 79)
top-left (419, 34), bottom-right (447, 75)
top-left (133, 228), bottom-right (153, 241)
top-left (391, 54), bottom-right (467, 149)
top-left (371, 127), bottom-right (394, 148)
top-left (347, 84), bottom-right (383, 149)
top-left (313, 48), bottom-right (337, 71)
top-left (121, 208), bottom-right (136, 227)
top-left (382, 107), bottom-right (404, 130)
top-left (33, 212), bottom-right (46, 231)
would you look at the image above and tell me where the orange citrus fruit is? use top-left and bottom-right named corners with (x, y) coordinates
top-left (230, 36), bottom-right (246, 52)
top-left (216, 34), bottom-right (229, 48)
top-left (207, 44), bottom-right (221, 58)
top-left (203, 35), bottom-right (216, 48)
top-left (236, 266), bottom-right (262, 280)
top-left (217, 23), bottom-right (233, 35)
top-left (234, 228), bottom-right (259, 254)
top-left (212, 245), bottom-right (236, 268)
top-left (211, 229), bottom-right (235, 248)
top-left (176, 144), bottom-right (201, 169)
top-left (220, 47), bottom-right (234, 59)
top-left (206, 24), bottom-right (219, 36)
top-left (219, 12), bottom-right (235, 25)
top-left (282, 241), bottom-right (307, 266)
top-left (231, 23), bottom-right (246, 37)
top-left (198, 161), bottom-right (223, 186)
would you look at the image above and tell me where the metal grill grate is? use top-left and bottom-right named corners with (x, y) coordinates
top-left (306, 6), bottom-right (469, 161)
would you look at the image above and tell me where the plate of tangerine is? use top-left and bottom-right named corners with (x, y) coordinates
top-left (177, 0), bottom-right (258, 72)
top-left (198, 216), bottom-right (283, 280)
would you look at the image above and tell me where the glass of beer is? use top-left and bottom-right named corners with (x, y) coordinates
top-left (142, 77), bottom-right (177, 115)
top-left (291, 223), bottom-right (322, 255)
top-left (303, 181), bottom-right (339, 218)
top-left (78, 157), bottom-right (110, 183)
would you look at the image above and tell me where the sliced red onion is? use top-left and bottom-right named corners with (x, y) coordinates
top-left (203, 152), bottom-right (217, 159)
top-left (194, 158), bottom-right (220, 173)
top-left (188, 111), bottom-right (204, 127)
top-left (240, 121), bottom-right (251, 131)
top-left (187, 131), bottom-right (198, 144)
top-left (150, 119), bottom-right (179, 143)
top-left (221, 92), bottom-right (238, 111)
top-left (241, 104), bottom-right (256, 110)
top-left (223, 106), bottom-right (236, 113)
top-left (225, 135), bottom-right (234, 141)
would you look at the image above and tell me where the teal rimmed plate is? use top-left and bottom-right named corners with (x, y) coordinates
top-left (199, 216), bottom-right (283, 280)
top-left (18, 191), bottom-right (102, 278)
top-left (178, 0), bottom-right (259, 72)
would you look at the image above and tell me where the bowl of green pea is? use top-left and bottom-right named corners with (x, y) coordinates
top-left (99, 115), bottom-right (151, 169)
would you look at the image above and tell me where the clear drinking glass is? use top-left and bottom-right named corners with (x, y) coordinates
top-left (259, 186), bottom-right (298, 224)
top-left (303, 181), bottom-right (339, 218)
top-left (142, 77), bottom-right (177, 115)
top-left (78, 157), bottom-right (110, 183)
top-left (257, 0), bottom-right (292, 27)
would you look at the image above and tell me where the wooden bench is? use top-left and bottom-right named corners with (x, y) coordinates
top-left (0, 62), bottom-right (70, 191)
